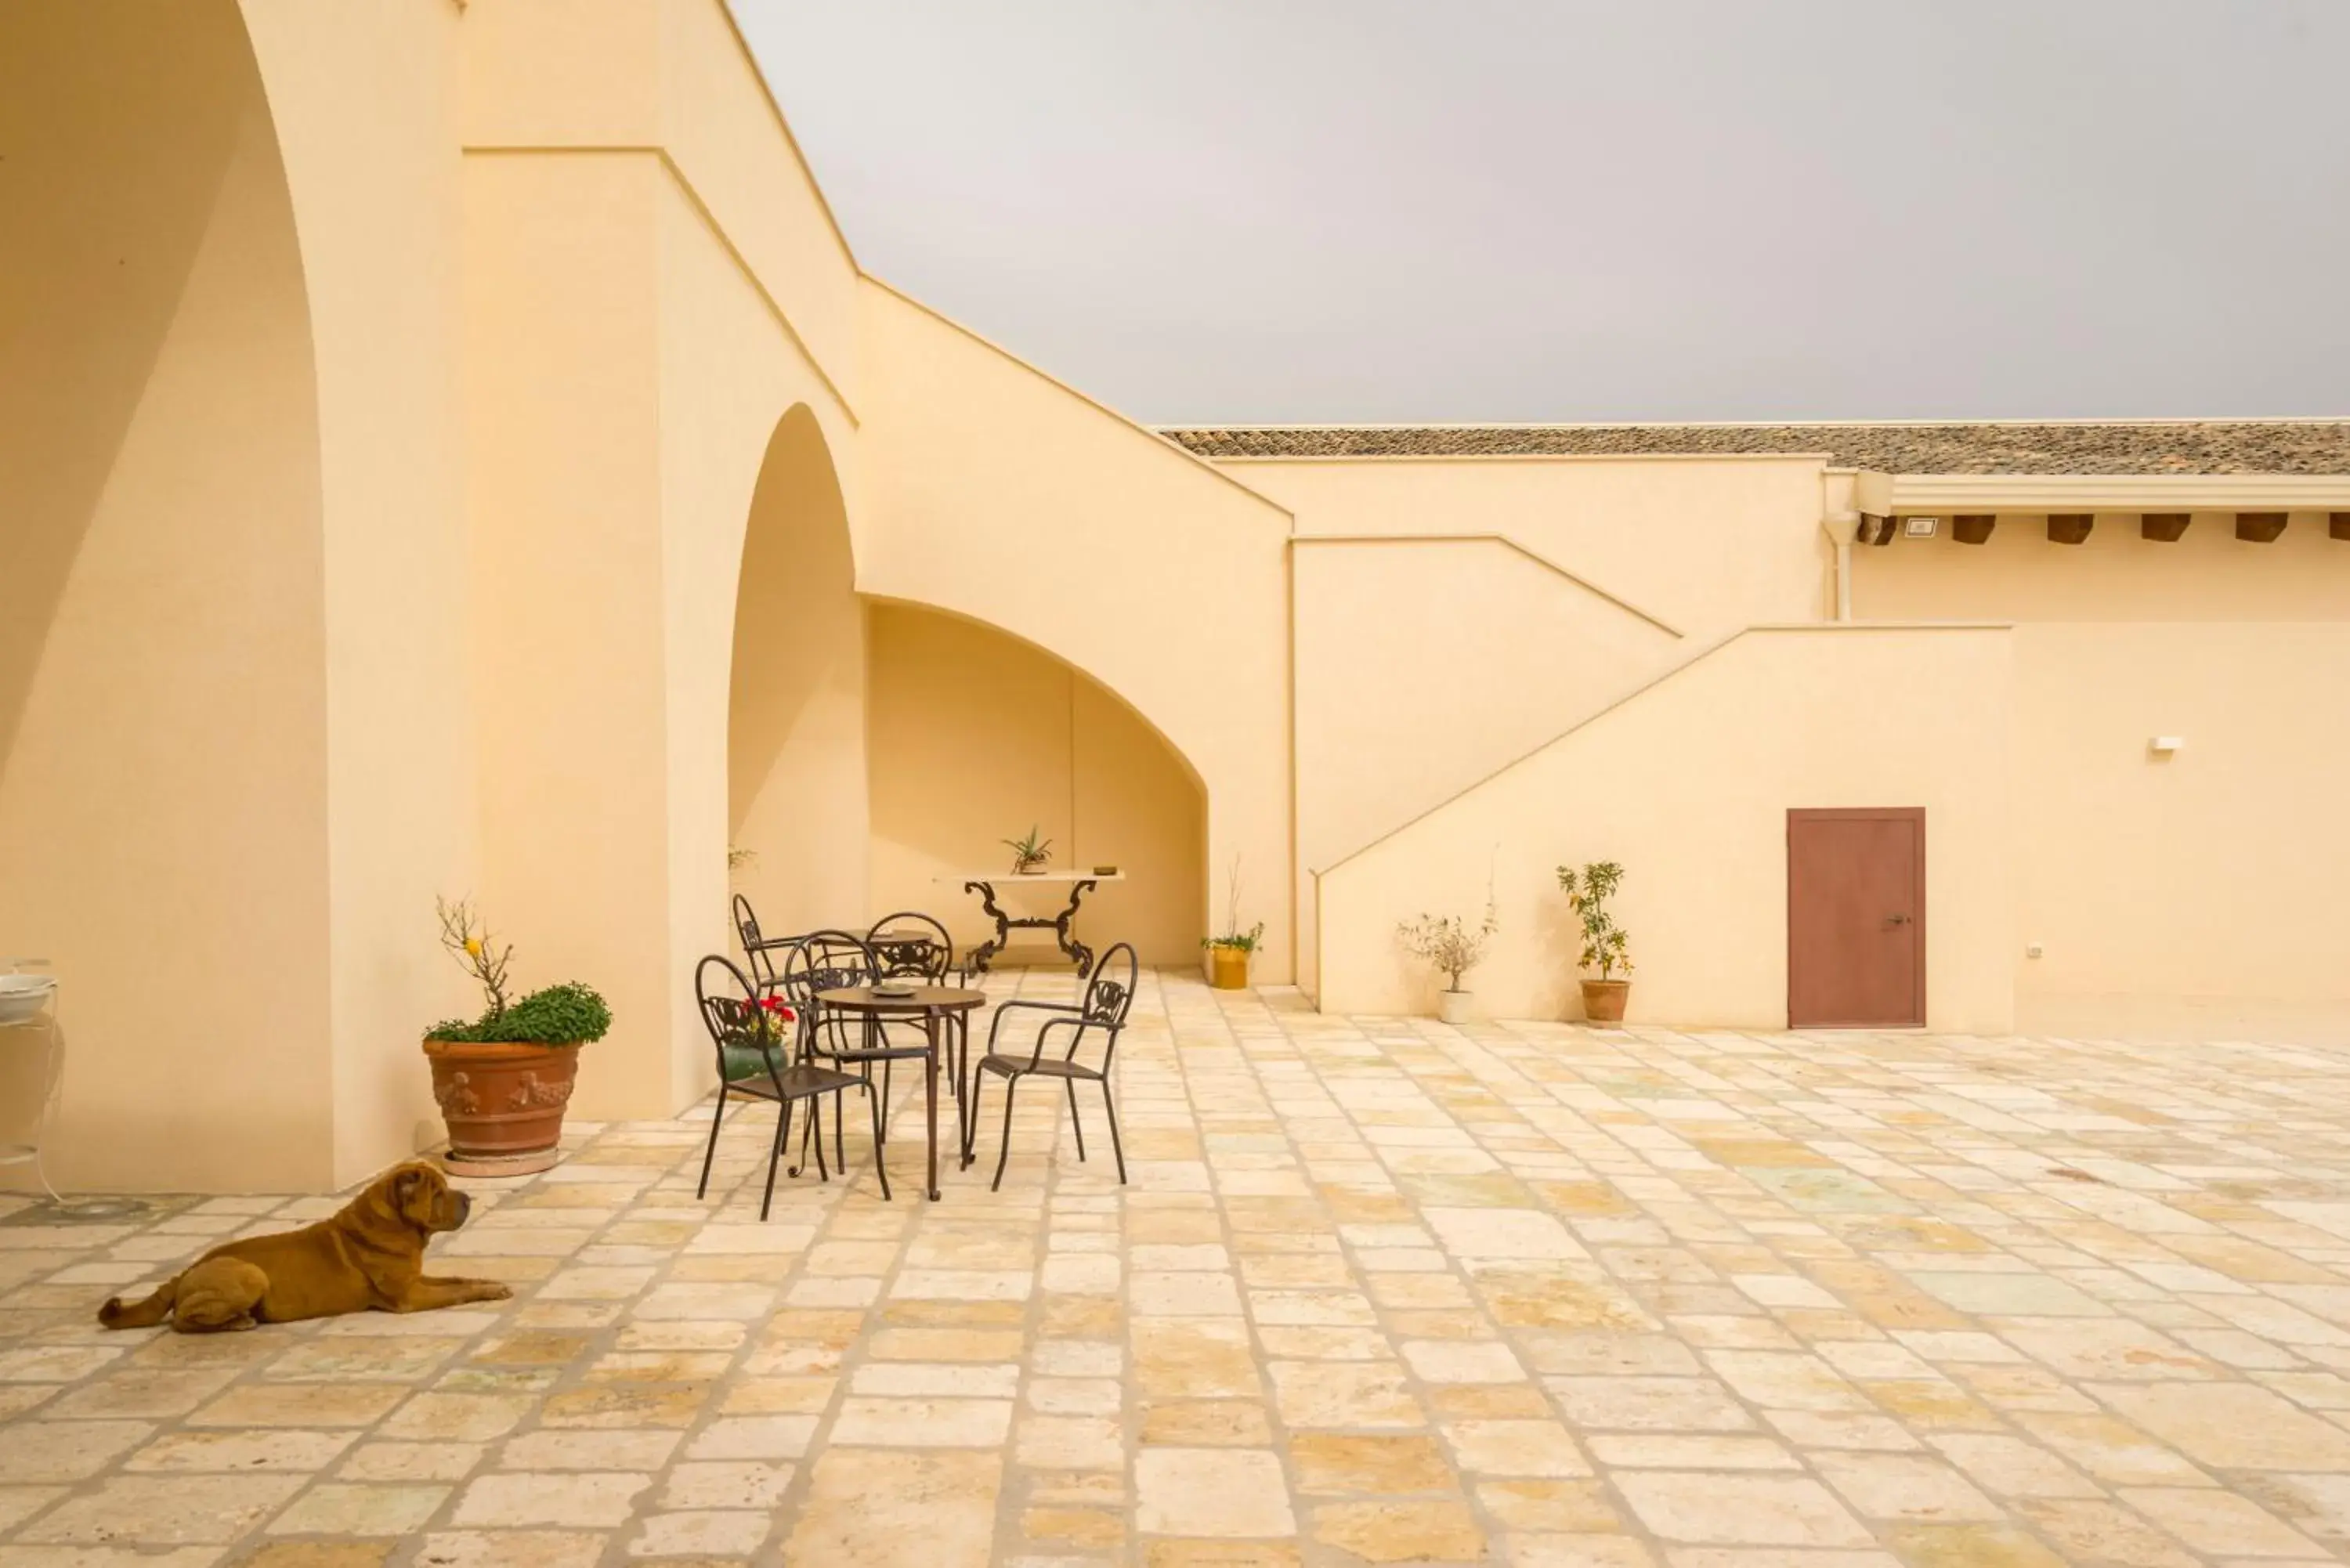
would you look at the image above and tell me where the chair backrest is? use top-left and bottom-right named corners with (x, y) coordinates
top-left (731, 894), bottom-right (765, 952)
top-left (732, 894), bottom-right (790, 990)
top-left (1081, 942), bottom-right (1140, 1029)
top-left (866, 912), bottom-right (952, 983)
top-left (694, 953), bottom-right (783, 1086)
top-left (780, 930), bottom-right (880, 1056)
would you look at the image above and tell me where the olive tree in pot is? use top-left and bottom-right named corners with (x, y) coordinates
top-left (422, 898), bottom-right (612, 1177)
top-left (1556, 861), bottom-right (1633, 1023)
top-left (1397, 892), bottom-right (1499, 1024)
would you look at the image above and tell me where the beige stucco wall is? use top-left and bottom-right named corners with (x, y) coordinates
top-left (1227, 456), bottom-right (1834, 995)
top-left (240, 0), bottom-right (479, 1188)
top-left (2014, 623), bottom-right (2350, 1043)
top-left (867, 602), bottom-right (1207, 968)
top-left (0, 2), bottom-right (334, 1190)
top-left (856, 281), bottom-right (1296, 979)
top-left (1315, 627), bottom-right (2016, 1032)
top-left (1853, 513), bottom-right (2350, 622)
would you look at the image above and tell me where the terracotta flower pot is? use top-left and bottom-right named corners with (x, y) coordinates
top-left (421, 1038), bottom-right (582, 1177)
top-left (1580, 979), bottom-right (1630, 1024)
top-left (1207, 945), bottom-right (1250, 990)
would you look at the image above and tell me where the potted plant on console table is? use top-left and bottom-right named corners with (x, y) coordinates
top-left (422, 897), bottom-right (612, 1177)
top-left (1556, 860), bottom-right (1633, 1023)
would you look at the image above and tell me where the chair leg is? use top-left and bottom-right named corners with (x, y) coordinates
top-left (880, 1057), bottom-right (893, 1146)
top-left (1100, 1078), bottom-right (1127, 1186)
top-left (1065, 1078), bottom-right (1086, 1162)
top-left (812, 1096), bottom-right (830, 1183)
top-left (868, 1068), bottom-right (893, 1201)
top-left (789, 1097), bottom-right (815, 1179)
top-left (991, 1074), bottom-right (1021, 1193)
top-left (836, 1073), bottom-right (849, 1172)
top-left (963, 1066), bottom-right (985, 1169)
top-left (760, 1097), bottom-right (793, 1222)
top-left (696, 1083), bottom-right (729, 1199)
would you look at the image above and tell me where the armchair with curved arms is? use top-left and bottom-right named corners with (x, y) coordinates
top-left (964, 942), bottom-right (1137, 1191)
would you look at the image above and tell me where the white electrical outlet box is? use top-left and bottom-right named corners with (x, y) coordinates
top-left (1904, 515), bottom-right (1940, 538)
top-left (2149, 736), bottom-right (2183, 755)
top-left (2025, 943), bottom-right (2044, 959)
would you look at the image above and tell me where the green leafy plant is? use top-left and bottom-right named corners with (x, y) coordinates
top-left (1202, 853), bottom-right (1265, 952)
top-left (1556, 861), bottom-right (1632, 980)
top-left (426, 898), bottom-right (613, 1044)
top-left (726, 845), bottom-right (757, 871)
top-left (1003, 824), bottom-right (1054, 873)
top-left (1397, 892), bottom-right (1499, 993)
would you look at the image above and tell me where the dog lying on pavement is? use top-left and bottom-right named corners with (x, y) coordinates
top-left (98, 1160), bottom-right (513, 1332)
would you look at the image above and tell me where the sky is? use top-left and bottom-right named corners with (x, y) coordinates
top-left (735, 1), bottom-right (2350, 426)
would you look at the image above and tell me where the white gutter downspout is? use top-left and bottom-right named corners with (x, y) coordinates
top-left (1823, 511), bottom-right (1859, 621)
top-left (1820, 468), bottom-right (1863, 623)
top-left (1821, 469), bottom-right (1892, 622)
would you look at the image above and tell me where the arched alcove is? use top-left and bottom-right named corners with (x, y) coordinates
top-left (866, 600), bottom-right (1207, 967)
top-left (0, 1), bottom-right (333, 1189)
top-left (722, 406), bottom-right (1208, 975)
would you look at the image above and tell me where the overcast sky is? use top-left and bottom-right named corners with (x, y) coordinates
top-left (736, 1), bottom-right (2349, 425)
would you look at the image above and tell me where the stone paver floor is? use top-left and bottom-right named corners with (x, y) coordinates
top-left (7, 972), bottom-right (2350, 1566)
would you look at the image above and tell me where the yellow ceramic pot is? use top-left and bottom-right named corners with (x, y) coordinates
top-left (1207, 945), bottom-right (1250, 990)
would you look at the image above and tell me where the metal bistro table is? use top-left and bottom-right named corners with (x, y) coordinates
top-left (812, 984), bottom-right (986, 1201)
top-left (945, 871), bottom-right (1126, 977)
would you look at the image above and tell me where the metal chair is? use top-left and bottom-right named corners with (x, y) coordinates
top-left (732, 894), bottom-right (798, 997)
top-left (866, 912), bottom-right (953, 983)
top-left (778, 930), bottom-right (932, 1201)
top-left (692, 955), bottom-right (860, 1220)
top-left (966, 942), bottom-right (1136, 1191)
top-left (866, 912), bottom-right (967, 1093)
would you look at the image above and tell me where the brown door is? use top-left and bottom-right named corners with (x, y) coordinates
top-left (1787, 807), bottom-right (1924, 1028)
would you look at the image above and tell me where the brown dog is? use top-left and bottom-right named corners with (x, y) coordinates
top-left (98, 1161), bottom-right (513, 1332)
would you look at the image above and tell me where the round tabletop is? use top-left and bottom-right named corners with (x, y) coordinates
top-left (814, 985), bottom-right (989, 1013)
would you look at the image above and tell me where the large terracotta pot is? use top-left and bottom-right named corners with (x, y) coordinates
top-left (1207, 945), bottom-right (1250, 991)
top-left (1580, 979), bottom-right (1630, 1024)
top-left (421, 1038), bottom-right (582, 1177)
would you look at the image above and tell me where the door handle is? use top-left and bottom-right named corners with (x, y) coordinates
top-left (1884, 913), bottom-right (1911, 927)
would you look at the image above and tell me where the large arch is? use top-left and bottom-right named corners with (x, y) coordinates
top-left (721, 404), bottom-right (1210, 1013)
top-left (0, 1), bottom-right (334, 1190)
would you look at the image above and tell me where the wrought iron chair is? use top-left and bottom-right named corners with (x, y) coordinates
top-left (732, 894), bottom-right (798, 997)
top-left (965, 942), bottom-right (1136, 1191)
top-left (692, 955), bottom-right (861, 1220)
top-left (866, 912), bottom-right (967, 1093)
top-left (778, 930), bottom-right (934, 1201)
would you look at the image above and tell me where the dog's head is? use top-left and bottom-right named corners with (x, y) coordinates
top-left (382, 1161), bottom-right (472, 1234)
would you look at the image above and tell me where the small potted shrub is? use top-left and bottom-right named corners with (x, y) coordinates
top-left (1556, 861), bottom-right (1632, 1023)
top-left (1201, 857), bottom-right (1264, 991)
top-left (1397, 893), bottom-right (1499, 1024)
top-left (1003, 825), bottom-right (1054, 876)
top-left (422, 898), bottom-right (612, 1176)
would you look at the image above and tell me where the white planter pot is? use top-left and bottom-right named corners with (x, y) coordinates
top-left (1436, 989), bottom-right (1473, 1024)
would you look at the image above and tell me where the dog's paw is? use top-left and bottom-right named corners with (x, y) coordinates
top-left (480, 1282), bottom-right (515, 1302)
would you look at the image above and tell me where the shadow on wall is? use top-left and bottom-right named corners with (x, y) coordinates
top-left (728, 405), bottom-right (869, 941)
top-left (866, 600), bottom-right (1206, 966)
top-left (0, 0), bottom-right (337, 1190)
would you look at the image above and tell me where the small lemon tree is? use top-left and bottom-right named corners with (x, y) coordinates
top-left (1555, 862), bottom-right (1632, 981)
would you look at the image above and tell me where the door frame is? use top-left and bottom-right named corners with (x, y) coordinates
top-left (1786, 806), bottom-right (1926, 1029)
